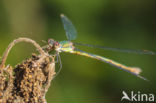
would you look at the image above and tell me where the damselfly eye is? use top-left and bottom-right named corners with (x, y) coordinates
top-left (48, 39), bottom-right (55, 47)
top-left (54, 42), bottom-right (59, 46)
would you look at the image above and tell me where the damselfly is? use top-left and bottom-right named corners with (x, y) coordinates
top-left (45, 14), bottom-right (155, 81)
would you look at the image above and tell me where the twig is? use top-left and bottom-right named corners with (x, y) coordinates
top-left (0, 37), bottom-right (46, 68)
top-left (0, 38), bottom-right (56, 103)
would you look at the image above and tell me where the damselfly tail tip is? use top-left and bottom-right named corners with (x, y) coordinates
top-left (131, 67), bottom-right (149, 81)
top-left (129, 67), bottom-right (149, 81)
top-left (137, 75), bottom-right (149, 81)
top-left (131, 67), bottom-right (142, 75)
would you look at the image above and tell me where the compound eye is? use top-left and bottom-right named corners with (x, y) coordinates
top-left (48, 39), bottom-right (55, 47)
top-left (55, 42), bottom-right (59, 46)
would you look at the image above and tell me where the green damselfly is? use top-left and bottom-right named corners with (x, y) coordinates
top-left (45, 14), bottom-right (155, 81)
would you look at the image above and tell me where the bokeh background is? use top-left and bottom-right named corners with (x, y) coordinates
top-left (0, 0), bottom-right (156, 103)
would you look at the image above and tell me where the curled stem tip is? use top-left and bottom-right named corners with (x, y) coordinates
top-left (0, 37), bottom-right (45, 68)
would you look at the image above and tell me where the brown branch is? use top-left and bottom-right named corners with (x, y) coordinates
top-left (0, 38), bottom-right (56, 103)
top-left (0, 37), bottom-right (46, 68)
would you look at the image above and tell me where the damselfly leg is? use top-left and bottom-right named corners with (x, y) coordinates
top-left (53, 52), bottom-right (62, 78)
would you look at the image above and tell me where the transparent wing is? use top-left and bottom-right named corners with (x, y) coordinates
top-left (74, 42), bottom-right (156, 55)
top-left (60, 14), bottom-right (77, 41)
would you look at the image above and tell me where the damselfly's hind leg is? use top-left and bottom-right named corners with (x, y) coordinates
top-left (53, 52), bottom-right (62, 78)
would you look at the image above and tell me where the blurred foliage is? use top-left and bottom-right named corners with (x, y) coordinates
top-left (0, 0), bottom-right (156, 103)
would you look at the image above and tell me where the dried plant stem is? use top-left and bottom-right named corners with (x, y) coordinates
top-left (0, 37), bottom-right (46, 68)
top-left (43, 57), bottom-right (55, 93)
top-left (0, 38), bottom-right (56, 103)
top-left (2, 65), bottom-right (14, 102)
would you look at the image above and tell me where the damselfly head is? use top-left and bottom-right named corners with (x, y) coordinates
top-left (48, 39), bottom-right (60, 51)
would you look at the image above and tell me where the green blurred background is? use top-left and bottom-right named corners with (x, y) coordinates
top-left (0, 0), bottom-right (156, 103)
